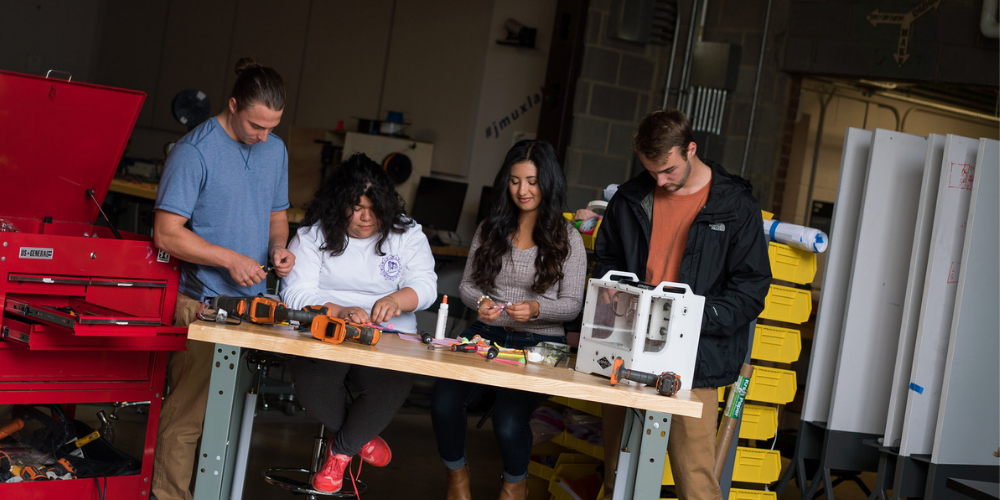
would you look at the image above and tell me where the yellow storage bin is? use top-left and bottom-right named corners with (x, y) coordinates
top-left (549, 462), bottom-right (602, 500)
top-left (768, 242), bottom-right (817, 285)
top-left (752, 324), bottom-right (802, 364)
top-left (731, 447), bottom-right (781, 483)
top-left (552, 430), bottom-right (604, 460)
top-left (581, 219), bottom-right (601, 251)
top-left (661, 451), bottom-right (675, 485)
top-left (550, 396), bottom-right (602, 417)
top-left (759, 284), bottom-right (811, 324)
top-left (729, 487), bottom-right (778, 500)
top-left (565, 212), bottom-right (601, 250)
top-left (739, 404), bottom-right (778, 440)
top-left (746, 366), bottom-right (797, 404)
top-left (529, 453), bottom-right (600, 481)
top-left (527, 460), bottom-right (553, 481)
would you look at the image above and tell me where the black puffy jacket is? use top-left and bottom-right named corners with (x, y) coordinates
top-left (593, 159), bottom-right (771, 388)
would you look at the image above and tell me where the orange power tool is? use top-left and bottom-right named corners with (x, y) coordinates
top-left (0, 418), bottom-right (24, 440)
top-left (609, 358), bottom-right (681, 397)
top-left (210, 295), bottom-right (323, 325)
top-left (310, 315), bottom-right (381, 346)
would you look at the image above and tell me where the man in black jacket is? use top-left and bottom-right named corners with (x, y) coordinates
top-left (595, 109), bottom-right (771, 500)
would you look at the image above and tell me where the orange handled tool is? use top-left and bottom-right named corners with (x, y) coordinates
top-left (310, 315), bottom-right (381, 346)
top-left (0, 418), bottom-right (24, 440)
top-left (210, 295), bottom-right (324, 325)
top-left (609, 358), bottom-right (681, 397)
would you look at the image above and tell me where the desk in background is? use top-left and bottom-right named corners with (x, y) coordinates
top-left (188, 321), bottom-right (702, 500)
top-left (104, 178), bottom-right (159, 235)
top-left (108, 177), bottom-right (159, 200)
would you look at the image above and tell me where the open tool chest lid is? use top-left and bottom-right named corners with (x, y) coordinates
top-left (0, 69), bottom-right (145, 224)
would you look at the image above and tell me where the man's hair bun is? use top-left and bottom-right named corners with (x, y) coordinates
top-left (234, 57), bottom-right (263, 77)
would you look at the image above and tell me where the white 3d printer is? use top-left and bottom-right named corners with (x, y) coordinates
top-left (574, 271), bottom-right (705, 391)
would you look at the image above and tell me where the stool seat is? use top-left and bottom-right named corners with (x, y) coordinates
top-left (262, 467), bottom-right (369, 498)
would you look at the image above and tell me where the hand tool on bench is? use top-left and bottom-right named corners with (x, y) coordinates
top-left (210, 295), bottom-right (322, 325)
top-left (309, 315), bottom-right (381, 346)
top-left (609, 358), bottom-right (681, 397)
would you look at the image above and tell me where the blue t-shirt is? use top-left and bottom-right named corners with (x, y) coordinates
top-left (155, 117), bottom-right (290, 300)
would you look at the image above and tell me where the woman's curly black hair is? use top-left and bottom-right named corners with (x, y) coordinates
top-left (302, 152), bottom-right (412, 256)
top-left (470, 140), bottom-right (570, 294)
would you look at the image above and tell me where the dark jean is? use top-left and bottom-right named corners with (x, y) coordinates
top-left (431, 321), bottom-right (565, 483)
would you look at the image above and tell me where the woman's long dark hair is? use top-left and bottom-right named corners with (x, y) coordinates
top-left (471, 140), bottom-right (570, 294)
top-left (302, 153), bottom-right (412, 256)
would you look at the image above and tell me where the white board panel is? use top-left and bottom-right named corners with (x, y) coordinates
top-left (882, 134), bottom-right (946, 447)
top-left (827, 129), bottom-right (927, 434)
top-left (801, 128), bottom-right (872, 424)
top-left (931, 138), bottom-right (999, 466)
top-left (897, 135), bottom-right (979, 456)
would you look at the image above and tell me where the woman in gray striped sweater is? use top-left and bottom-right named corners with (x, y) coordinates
top-left (431, 140), bottom-right (586, 500)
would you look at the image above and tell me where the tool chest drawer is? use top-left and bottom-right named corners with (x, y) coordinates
top-left (0, 346), bottom-right (156, 385)
top-left (1, 316), bottom-right (184, 351)
top-left (6, 273), bottom-right (170, 318)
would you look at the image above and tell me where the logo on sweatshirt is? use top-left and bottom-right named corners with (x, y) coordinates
top-left (709, 223), bottom-right (726, 232)
top-left (380, 254), bottom-right (402, 281)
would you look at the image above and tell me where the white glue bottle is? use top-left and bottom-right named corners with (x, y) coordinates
top-left (434, 295), bottom-right (449, 339)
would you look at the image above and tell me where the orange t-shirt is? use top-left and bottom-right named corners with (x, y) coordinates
top-left (645, 181), bottom-right (711, 284)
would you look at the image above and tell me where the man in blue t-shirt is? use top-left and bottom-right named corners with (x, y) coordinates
top-left (150, 58), bottom-right (295, 500)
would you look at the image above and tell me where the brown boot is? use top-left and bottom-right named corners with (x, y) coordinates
top-left (446, 466), bottom-right (471, 500)
top-left (497, 478), bottom-right (528, 500)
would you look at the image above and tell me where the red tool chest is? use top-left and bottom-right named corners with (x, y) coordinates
top-left (0, 69), bottom-right (186, 498)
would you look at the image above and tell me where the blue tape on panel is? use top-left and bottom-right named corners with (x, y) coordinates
top-left (909, 382), bottom-right (924, 394)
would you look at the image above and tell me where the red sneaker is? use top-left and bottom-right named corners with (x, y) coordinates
top-left (312, 449), bottom-right (352, 493)
top-left (359, 435), bottom-right (392, 467)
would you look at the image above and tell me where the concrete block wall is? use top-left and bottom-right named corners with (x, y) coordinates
top-left (565, 0), bottom-right (794, 212)
top-left (563, 0), bottom-right (671, 212)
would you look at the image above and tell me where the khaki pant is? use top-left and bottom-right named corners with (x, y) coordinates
top-left (151, 293), bottom-right (212, 500)
top-left (602, 387), bottom-right (722, 500)
top-left (667, 387), bottom-right (723, 500)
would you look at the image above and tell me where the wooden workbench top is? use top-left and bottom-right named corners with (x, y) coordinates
top-left (188, 321), bottom-right (702, 417)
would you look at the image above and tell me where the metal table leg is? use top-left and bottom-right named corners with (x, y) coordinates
top-left (194, 344), bottom-right (253, 500)
top-left (615, 409), bottom-right (672, 499)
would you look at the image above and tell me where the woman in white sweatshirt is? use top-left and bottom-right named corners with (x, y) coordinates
top-left (281, 153), bottom-right (437, 494)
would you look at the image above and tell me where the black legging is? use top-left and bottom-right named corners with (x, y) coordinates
top-left (289, 358), bottom-right (413, 456)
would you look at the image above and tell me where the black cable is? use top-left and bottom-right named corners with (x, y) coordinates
top-left (93, 476), bottom-right (107, 500)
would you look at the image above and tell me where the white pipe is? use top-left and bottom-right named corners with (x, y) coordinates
top-left (763, 219), bottom-right (829, 253)
top-left (982, 0), bottom-right (999, 38)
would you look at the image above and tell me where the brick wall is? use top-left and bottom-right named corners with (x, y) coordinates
top-left (565, 0), bottom-right (794, 212)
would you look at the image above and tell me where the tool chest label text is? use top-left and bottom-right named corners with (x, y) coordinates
top-left (18, 247), bottom-right (54, 259)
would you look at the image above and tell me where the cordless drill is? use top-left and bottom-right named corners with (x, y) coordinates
top-left (310, 315), bottom-right (381, 346)
top-left (209, 295), bottom-right (322, 325)
top-left (609, 358), bottom-right (681, 397)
